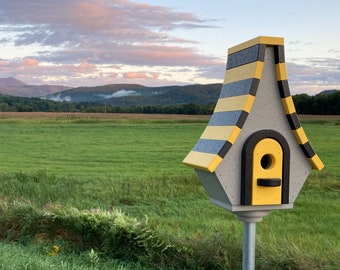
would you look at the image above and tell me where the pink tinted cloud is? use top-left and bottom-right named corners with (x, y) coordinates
top-left (1, 0), bottom-right (217, 67)
top-left (0, 58), bottom-right (39, 70)
top-left (2, 0), bottom-right (209, 44)
top-left (74, 61), bottom-right (96, 73)
top-left (0, 0), bottom-right (224, 86)
top-left (0, 60), bottom-right (8, 67)
top-left (123, 72), bottom-right (159, 80)
top-left (99, 44), bottom-right (223, 67)
top-left (109, 72), bottom-right (119, 78)
top-left (70, 2), bottom-right (114, 30)
top-left (22, 58), bottom-right (39, 67)
top-left (59, 61), bottom-right (97, 76)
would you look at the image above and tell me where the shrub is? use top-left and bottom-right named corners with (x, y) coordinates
top-left (0, 198), bottom-right (246, 269)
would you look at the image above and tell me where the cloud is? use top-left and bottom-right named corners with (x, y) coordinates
top-left (0, 0), bottom-right (230, 86)
top-left (45, 94), bottom-right (71, 102)
top-left (328, 48), bottom-right (340, 55)
top-left (123, 72), bottom-right (158, 80)
top-left (39, 43), bottom-right (222, 67)
top-left (22, 58), bottom-right (39, 67)
top-left (0, 58), bottom-right (39, 70)
top-left (288, 41), bottom-right (301, 45)
top-left (197, 65), bottom-right (225, 81)
top-left (0, 0), bottom-right (218, 68)
top-left (287, 58), bottom-right (340, 94)
top-left (100, 90), bottom-right (140, 99)
top-left (0, 0), bottom-right (226, 86)
top-left (67, 61), bottom-right (97, 74)
top-left (2, 0), bottom-right (337, 94)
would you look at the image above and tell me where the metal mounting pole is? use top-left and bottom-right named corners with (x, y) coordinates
top-left (242, 221), bottom-right (256, 270)
top-left (236, 211), bottom-right (269, 270)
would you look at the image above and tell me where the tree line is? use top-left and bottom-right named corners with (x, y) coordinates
top-left (292, 92), bottom-right (339, 115)
top-left (0, 91), bottom-right (338, 115)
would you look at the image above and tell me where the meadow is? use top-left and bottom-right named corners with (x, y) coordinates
top-left (0, 112), bottom-right (339, 269)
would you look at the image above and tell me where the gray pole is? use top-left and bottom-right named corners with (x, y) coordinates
top-left (242, 221), bottom-right (256, 270)
top-left (237, 211), bottom-right (269, 270)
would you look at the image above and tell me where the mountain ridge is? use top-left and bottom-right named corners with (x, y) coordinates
top-left (0, 78), bottom-right (338, 107)
top-left (0, 77), bottom-right (71, 97)
top-left (42, 83), bottom-right (223, 106)
top-left (0, 77), bottom-right (27, 86)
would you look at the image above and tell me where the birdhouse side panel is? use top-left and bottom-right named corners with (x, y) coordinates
top-left (195, 169), bottom-right (232, 209)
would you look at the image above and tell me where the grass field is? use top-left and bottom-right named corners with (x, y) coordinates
top-left (0, 113), bottom-right (339, 269)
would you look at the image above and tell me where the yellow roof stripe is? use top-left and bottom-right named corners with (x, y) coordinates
top-left (224, 61), bottom-right (264, 84)
top-left (292, 127), bottom-right (308, 145)
top-left (228, 126), bottom-right (241, 144)
top-left (282, 96), bottom-right (296, 114)
top-left (200, 126), bottom-right (234, 140)
top-left (308, 155), bottom-right (325, 171)
top-left (243, 94), bottom-right (255, 113)
top-left (183, 151), bottom-right (223, 172)
top-left (214, 94), bottom-right (249, 112)
top-left (228, 36), bottom-right (284, 54)
top-left (276, 63), bottom-right (288, 81)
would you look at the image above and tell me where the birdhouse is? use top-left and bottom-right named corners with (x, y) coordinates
top-left (183, 36), bottom-right (324, 214)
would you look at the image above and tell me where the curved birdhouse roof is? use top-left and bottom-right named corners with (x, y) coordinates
top-left (183, 36), bottom-right (324, 173)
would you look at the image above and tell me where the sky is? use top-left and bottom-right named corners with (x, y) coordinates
top-left (0, 0), bottom-right (339, 95)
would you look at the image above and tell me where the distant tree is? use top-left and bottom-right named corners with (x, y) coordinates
top-left (0, 91), bottom-right (338, 115)
top-left (293, 94), bottom-right (312, 114)
top-left (293, 91), bottom-right (339, 115)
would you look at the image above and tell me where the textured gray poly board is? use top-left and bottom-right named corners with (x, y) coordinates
top-left (195, 169), bottom-right (231, 207)
top-left (212, 46), bottom-right (311, 212)
top-left (220, 78), bottom-right (259, 97)
top-left (226, 44), bottom-right (260, 69)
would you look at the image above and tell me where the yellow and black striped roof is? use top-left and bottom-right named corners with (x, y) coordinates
top-left (183, 36), bottom-right (324, 173)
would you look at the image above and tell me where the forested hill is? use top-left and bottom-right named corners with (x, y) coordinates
top-left (41, 83), bottom-right (340, 114)
top-left (42, 83), bottom-right (222, 106)
top-left (293, 91), bottom-right (340, 114)
top-left (0, 91), bottom-right (338, 115)
top-left (1, 78), bottom-right (339, 114)
top-left (0, 77), bottom-right (70, 97)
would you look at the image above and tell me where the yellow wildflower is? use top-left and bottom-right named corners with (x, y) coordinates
top-left (48, 245), bottom-right (60, 256)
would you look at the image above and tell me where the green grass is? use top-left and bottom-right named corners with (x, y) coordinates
top-left (0, 114), bottom-right (339, 269)
top-left (0, 241), bottom-right (150, 270)
top-left (0, 120), bottom-right (201, 179)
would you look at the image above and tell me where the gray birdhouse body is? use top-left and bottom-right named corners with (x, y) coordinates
top-left (183, 36), bottom-right (323, 213)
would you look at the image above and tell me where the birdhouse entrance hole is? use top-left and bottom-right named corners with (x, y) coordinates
top-left (260, 154), bottom-right (273, 169)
